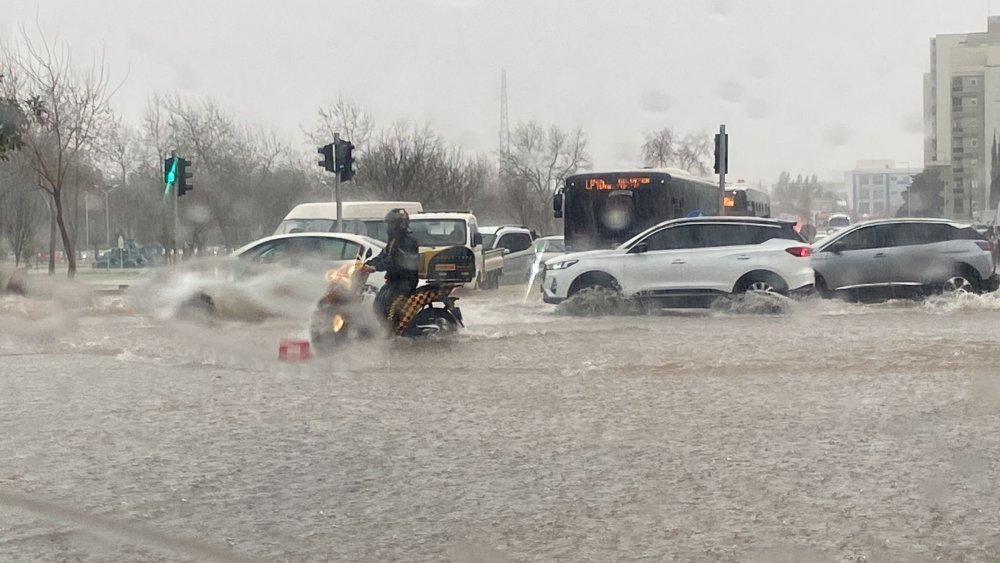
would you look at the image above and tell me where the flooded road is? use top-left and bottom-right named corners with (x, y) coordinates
top-left (3, 282), bottom-right (1000, 562)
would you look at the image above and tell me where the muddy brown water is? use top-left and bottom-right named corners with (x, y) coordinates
top-left (3, 283), bottom-right (1000, 562)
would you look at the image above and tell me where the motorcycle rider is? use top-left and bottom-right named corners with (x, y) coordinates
top-left (362, 208), bottom-right (420, 327)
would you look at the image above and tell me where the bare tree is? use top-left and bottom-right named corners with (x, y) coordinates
top-left (498, 121), bottom-right (590, 233)
top-left (307, 95), bottom-right (374, 153)
top-left (640, 128), bottom-right (712, 176)
top-left (1, 27), bottom-right (119, 277)
top-left (640, 128), bottom-right (676, 168)
top-left (675, 132), bottom-right (713, 176)
top-left (143, 95), bottom-right (310, 249)
top-left (357, 122), bottom-right (493, 212)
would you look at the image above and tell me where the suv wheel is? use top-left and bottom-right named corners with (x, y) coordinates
top-left (735, 272), bottom-right (787, 295)
top-left (942, 275), bottom-right (974, 294)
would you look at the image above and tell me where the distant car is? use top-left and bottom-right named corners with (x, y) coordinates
top-left (826, 214), bottom-right (852, 230)
top-left (480, 225), bottom-right (536, 283)
top-left (811, 218), bottom-right (1000, 298)
top-left (541, 217), bottom-right (814, 307)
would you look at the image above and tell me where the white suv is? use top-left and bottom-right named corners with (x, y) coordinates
top-left (541, 217), bottom-right (814, 306)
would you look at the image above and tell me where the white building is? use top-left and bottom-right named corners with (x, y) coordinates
top-left (924, 17), bottom-right (1000, 219)
top-left (844, 160), bottom-right (921, 218)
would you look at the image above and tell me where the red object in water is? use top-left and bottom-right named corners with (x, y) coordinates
top-left (278, 339), bottom-right (311, 361)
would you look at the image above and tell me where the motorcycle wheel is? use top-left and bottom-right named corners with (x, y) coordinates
top-left (404, 306), bottom-right (460, 338)
top-left (310, 308), bottom-right (351, 354)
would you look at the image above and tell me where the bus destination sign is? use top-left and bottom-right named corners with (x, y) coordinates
top-left (584, 176), bottom-right (652, 191)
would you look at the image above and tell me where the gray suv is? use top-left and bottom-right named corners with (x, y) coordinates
top-left (811, 218), bottom-right (1000, 298)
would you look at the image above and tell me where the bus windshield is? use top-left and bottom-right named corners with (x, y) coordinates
top-left (559, 171), bottom-right (719, 251)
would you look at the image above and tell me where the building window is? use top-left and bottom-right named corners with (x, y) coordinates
top-left (970, 98), bottom-right (978, 106)
top-left (971, 78), bottom-right (979, 86)
top-left (972, 139), bottom-right (979, 147)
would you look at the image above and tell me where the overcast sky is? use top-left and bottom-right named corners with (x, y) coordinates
top-left (1, 0), bottom-right (994, 184)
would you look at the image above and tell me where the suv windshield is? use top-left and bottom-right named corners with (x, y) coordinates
top-left (410, 219), bottom-right (467, 247)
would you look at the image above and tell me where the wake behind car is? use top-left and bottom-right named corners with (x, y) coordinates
top-left (166, 232), bottom-right (387, 320)
top-left (541, 216), bottom-right (813, 307)
top-left (811, 218), bottom-right (1000, 299)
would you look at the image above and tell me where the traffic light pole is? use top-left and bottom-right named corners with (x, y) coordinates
top-left (172, 150), bottom-right (179, 265)
top-left (334, 133), bottom-right (343, 233)
top-left (718, 124), bottom-right (727, 213)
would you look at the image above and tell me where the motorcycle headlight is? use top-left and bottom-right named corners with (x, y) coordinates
top-left (547, 259), bottom-right (578, 271)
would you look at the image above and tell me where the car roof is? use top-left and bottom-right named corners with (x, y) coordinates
top-left (411, 212), bottom-right (472, 220)
top-left (668, 216), bottom-right (795, 227)
top-left (282, 201), bottom-right (422, 220)
top-left (481, 225), bottom-right (529, 234)
top-left (233, 232), bottom-right (385, 255)
top-left (536, 235), bottom-right (564, 241)
top-left (843, 217), bottom-right (971, 229)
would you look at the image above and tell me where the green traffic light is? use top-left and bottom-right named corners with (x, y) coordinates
top-left (165, 158), bottom-right (178, 194)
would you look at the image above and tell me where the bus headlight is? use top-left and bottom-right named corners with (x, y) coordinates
top-left (547, 259), bottom-right (578, 271)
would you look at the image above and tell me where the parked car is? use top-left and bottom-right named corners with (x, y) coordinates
top-left (811, 218), bottom-right (1000, 299)
top-left (480, 225), bottom-right (536, 283)
top-left (541, 216), bottom-right (814, 307)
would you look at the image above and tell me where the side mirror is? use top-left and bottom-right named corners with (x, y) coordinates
top-left (472, 233), bottom-right (483, 247)
top-left (502, 248), bottom-right (511, 256)
top-left (630, 242), bottom-right (649, 254)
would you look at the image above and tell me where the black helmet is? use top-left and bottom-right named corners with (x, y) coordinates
top-left (385, 208), bottom-right (410, 236)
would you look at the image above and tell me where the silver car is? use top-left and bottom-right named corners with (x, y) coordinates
top-left (811, 218), bottom-right (1000, 298)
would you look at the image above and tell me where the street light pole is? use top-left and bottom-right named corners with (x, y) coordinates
top-left (101, 183), bottom-right (122, 246)
top-left (100, 184), bottom-right (121, 269)
top-left (85, 192), bottom-right (90, 255)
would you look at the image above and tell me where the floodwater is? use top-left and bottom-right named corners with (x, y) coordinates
top-left (3, 275), bottom-right (1000, 562)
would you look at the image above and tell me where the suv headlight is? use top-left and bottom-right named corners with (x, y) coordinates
top-left (547, 259), bottom-right (578, 271)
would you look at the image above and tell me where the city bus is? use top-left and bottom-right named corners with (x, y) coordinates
top-left (553, 168), bottom-right (719, 252)
top-left (723, 186), bottom-right (771, 218)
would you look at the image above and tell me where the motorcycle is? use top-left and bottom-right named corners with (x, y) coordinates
top-left (309, 253), bottom-right (468, 352)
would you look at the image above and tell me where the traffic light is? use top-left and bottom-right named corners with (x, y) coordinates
top-left (177, 158), bottom-right (193, 197)
top-left (164, 156), bottom-right (177, 195)
top-left (318, 143), bottom-right (335, 172)
top-left (335, 139), bottom-right (355, 182)
top-left (714, 133), bottom-right (728, 175)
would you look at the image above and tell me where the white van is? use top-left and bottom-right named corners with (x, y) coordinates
top-left (274, 201), bottom-right (423, 242)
